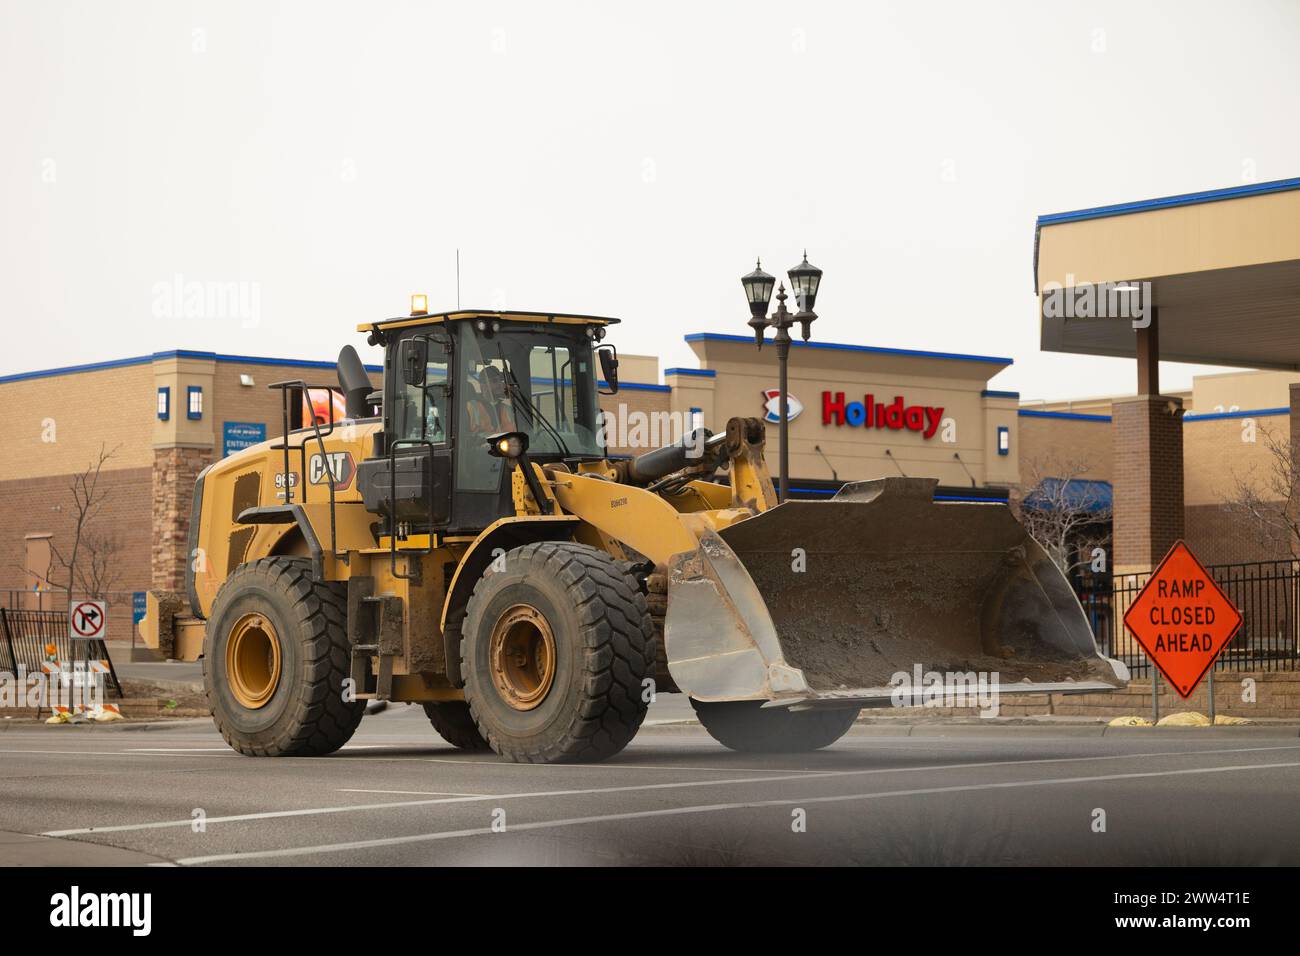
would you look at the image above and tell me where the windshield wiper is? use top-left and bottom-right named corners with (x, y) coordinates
top-left (496, 345), bottom-right (571, 457)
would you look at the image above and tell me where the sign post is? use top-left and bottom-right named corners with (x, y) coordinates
top-left (68, 599), bottom-right (108, 717)
top-left (1122, 541), bottom-right (1242, 704)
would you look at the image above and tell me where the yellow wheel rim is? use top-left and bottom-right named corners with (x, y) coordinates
top-left (488, 604), bottom-right (556, 711)
top-left (226, 612), bottom-right (282, 709)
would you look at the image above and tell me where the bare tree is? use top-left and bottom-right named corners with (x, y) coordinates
top-left (28, 444), bottom-right (121, 599)
top-left (1223, 424), bottom-right (1300, 560)
top-left (1012, 453), bottom-right (1112, 576)
top-left (74, 527), bottom-right (125, 599)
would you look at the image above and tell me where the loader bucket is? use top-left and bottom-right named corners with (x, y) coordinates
top-left (664, 477), bottom-right (1128, 706)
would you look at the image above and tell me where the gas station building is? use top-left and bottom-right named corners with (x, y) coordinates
top-left (3, 176), bottom-right (1300, 640)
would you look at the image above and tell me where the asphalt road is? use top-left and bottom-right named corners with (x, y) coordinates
top-left (3, 703), bottom-right (1300, 867)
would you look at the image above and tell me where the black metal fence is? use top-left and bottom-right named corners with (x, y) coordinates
top-left (1080, 559), bottom-right (1300, 678)
top-left (1, 589), bottom-right (143, 653)
top-left (0, 607), bottom-right (124, 697)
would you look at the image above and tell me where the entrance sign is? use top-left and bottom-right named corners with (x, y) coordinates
top-left (223, 421), bottom-right (266, 458)
top-left (70, 599), bottom-right (108, 641)
top-left (1122, 541), bottom-right (1241, 698)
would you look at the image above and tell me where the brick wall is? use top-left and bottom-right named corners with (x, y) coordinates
top-left (1184, 503), bottom-right (1293, 566)
top-left (598, 389), bottom-right (674, 457)
top-left (1112, 396), bottom-right (1184, 571)
top-left (0, 466), bottom-right (152, 639)
top-left (151, 447), bottom-right (214, 591)
top-left (0, 362), bottom-right (155, 481)
top-left (210, 361), bottom-right (384, 455)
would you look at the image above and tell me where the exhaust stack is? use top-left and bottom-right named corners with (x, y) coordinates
top-left (337, 345), bottom-right (373, 418)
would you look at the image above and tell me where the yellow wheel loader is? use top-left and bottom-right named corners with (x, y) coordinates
top-left (140, 304), bottom-right (1127, 762)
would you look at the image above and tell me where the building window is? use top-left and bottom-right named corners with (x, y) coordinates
top-left (997, 425), bottom-right (1010, 456)
top-left (187, 386), bottom-right (203, 420)
top-left (157, 387), bottom-right (170, 421)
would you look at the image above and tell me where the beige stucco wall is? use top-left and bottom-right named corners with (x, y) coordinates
top-left (1016, 414), bottom-right (1112, 482)
top-left (1189, 369), bottom-right (1300, 415)
top-left (1037, 189), bottom-right (1300, 289)
top-left (616, 353), bottom-right (658, 385)
top-left (682, 337), bottom-right (1017, 488)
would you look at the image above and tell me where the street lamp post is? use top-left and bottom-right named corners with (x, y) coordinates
top-left (741, 252), bottom-right (823, 500)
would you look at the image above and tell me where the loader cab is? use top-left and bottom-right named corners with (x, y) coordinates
top-left (363, 309), bottom-right (620, 537)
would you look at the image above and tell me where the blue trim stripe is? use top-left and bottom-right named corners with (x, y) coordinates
top-left (685, 332), bottom-right (1013, 366)
top-left (1037, 176), bottom-right (1300, 227)
top-left (786, 486), bottom-right (1009, 503)
top-left (1183, 406), bottom-right (1289, 422)
top-left (211, 352), bottom-right (384, 374)
top-left (1019, 408), bottom-right (1112, 423)
top-left (0, 350), bottom-right (385, 385)
top-left (982, 389), bottom-right (1020, 399)
top-left (0, 354), bottom-right (155, 385)
top-left (664, 367), bottom-right (716, 378)
top-left (601, 380), bottom-right (670, 393)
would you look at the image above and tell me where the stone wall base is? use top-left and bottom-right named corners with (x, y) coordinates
top-left (151, 446), bottom-right (213, 591)
top-left (883, 671), bottom-right (1300, 720)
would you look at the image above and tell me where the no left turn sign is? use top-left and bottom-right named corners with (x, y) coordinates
top-left (70, 600), bottom-right (108, 640)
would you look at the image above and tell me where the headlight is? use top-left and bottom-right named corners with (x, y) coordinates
top-left (486, 431), bottom-right (528, 459)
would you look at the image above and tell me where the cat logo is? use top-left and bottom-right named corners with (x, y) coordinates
top-left (308, 451), bottom-right (355, 491)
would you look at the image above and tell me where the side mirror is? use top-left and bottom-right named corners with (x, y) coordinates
top-left (597, 344), bottom-right (619, 395)
top-left (400, 338), bottom-right (427, 388)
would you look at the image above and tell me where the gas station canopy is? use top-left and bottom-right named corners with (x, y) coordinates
top-left (1035, 177), bottom-right (1300, 370)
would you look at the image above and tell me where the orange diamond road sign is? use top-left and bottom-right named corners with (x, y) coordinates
top-left (1122, 541), bottom-right (1242, 699)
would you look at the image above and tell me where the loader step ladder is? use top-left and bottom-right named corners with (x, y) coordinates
top-left (384, 438), bottom-right (437, 581)
top-left (346, 579), bottom-right (404, 701)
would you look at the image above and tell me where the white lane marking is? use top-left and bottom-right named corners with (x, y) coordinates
top-left (419, 756), bottom-right (833, 774)
top-left (175, 758), bottom-right (1300, 864)
top-left (130, 744), bottom-right (385, 752)
top-left (0, 749), bottom-right (223, 758)
top-left (41, 743), bottom-right (1300, 837)
top-left (125, 748), bottom-right (829, 772)
top-left (338, 789), bottom-right (484, 798)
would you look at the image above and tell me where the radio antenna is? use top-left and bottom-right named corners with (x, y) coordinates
top-left (884, 449), bottom-right (908, 477)
top-left (813, 444), bottom-right (839, 482)
top-left (953, 451), bottom-right (978, 488)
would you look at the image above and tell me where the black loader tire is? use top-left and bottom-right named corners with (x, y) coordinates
top-left (204, 557), bottom-right (363, 757)
top-left (461, 541), bottom-right (655, 763)
top-left (422, 701), bottom-right (491, 751)
top-left (690, 699), bottom-right (860, 753)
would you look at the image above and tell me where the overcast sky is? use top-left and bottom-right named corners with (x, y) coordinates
top-left (3, 0), bottom-right (1297, 401)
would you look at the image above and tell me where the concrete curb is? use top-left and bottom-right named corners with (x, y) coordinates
top-left (0, 717), bottom-right (211, 732)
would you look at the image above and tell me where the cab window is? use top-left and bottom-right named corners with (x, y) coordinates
top-left (393, 335), bottom-right (450, 444)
